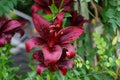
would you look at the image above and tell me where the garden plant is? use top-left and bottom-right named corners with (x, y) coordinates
top-left (0, 0), bottom-right (120, 80)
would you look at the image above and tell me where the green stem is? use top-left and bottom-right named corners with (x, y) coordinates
top-left (50, 72), bottom-right (54, 80)
top-left (52, 0), bottom-right (54, 4)
top-left (59, 0), bottom-right (64, 10)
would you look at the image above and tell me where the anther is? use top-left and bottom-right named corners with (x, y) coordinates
top-left (61, 31), bottom-right (64, 35)
top-left (50, 30), bottom-right (54, 32)
top-left (56, 24), bottom-right (60, 27)
top-left (50, 25), bottom-right (55, 28)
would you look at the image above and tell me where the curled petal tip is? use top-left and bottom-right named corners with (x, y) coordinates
top-left (60, 67), bottom-right (67, 75)
top-left (25, 37), bottom-right (43, 52)
top-left (37, 64), bottom-right (46, 75)
top-left (32, 50), bottom-right (44, 62)
top-left (62, 44), bottom-right (76, 59)
top-left (66, 51), bottom-right (75, 59)
top-left (0, 37), bottom-right (6, 47)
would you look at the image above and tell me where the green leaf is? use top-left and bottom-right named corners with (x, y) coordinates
top-left (81, 68), bottom-right (86, 75)
top-left (116, 42), bottom-right (120, 49)
top-left (116, 57), bottom-right (120, 66)
top-left (102, 9), bottom-right (109, 22)
top-left (93, 74), bottom-right (101, 80)
top-left (105, 62), bottom-right (111, 67)
top-left (0, 0), bottom-right (17, 17)
top-left (77, 46), bottom-right (85, 55)
top-left (7, 1), bottom-right (14, 10)
top-left (12, 0), bottom-right (18, 6)
top-left (109, 19), bottom-right (117, 31)
top-left (94, 0), bottom-right (98, 3)
top-left (102, 41), bottom-right (107, 48)
top-left (73, 69), bottom-right (80, 76)
top-left (82, 0), bottom-right (90, 2)
top-left (106, 70), bottom-right (116, 77)
top-left (106, 9), bottom-right (115, 18)
top-left (84, 76), bottom-right (89, 80)
top-left (109, 1), bottom-right (118, 7)
top-left (116, 17), bottom-right (120, 26)
top-left (97, 50), bottom-right (104, 55)
top-left (97, 44), bottom-right (103, 49)
top-left (109, 57), bottom-right (114, 63)
top-left (0, 56), bottom-right (8, 61)
top-left (85, 65), bottom-right (90, 69)
top-left (43, 14), bottom-right (53, 21)
top-left (47, 74), bottom-right (50, 80)
top-left (49, 4), bottom-right (59, 15)
top-left (37, 76), bottom-right (43, 80)
top-left (62, 18), bottom-right (67, 27)
top-left (0, 9), bottom-right (3, 16)
top-left (64, 12), bottom-right (71, 17)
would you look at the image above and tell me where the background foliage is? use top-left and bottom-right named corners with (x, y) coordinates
top-left (0, 0), bottom-right (120, 80)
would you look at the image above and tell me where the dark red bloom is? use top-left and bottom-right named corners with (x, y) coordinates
top-left (25, 13), bottom-right (83, 75)
top-left (71, 11), bottom-right (90, 26)
top-left (33, 49), bottom-right (74, 75)
top-left (0, 15), bottom-right (25, 46)
top-left (31, 0), bottom-right (74, 13)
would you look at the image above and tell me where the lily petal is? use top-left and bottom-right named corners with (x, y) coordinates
top-left (59, 67), bottom-right (67, 75)
top-left (32, 50), bottom-right (44, 62)
top-left (32, 13), bottom-right (50, 39)
top-left (0, 15), bottom-right (7, 29)
top-left (62, 0), bottom-right (74, 6)
top-left (42, 45), bottom-right (62, 65)
top-left (32, 4), bottom-right (51, 14)
top-left (15, 29), bottom-right (24, 38)
top-left (3, 20), bottom-right (22, 32)
top-left (4, 34), bottom-right (13, 43)
top-left (59, 49), bottom-right (67, 61)
top-left (58, 26), bottom-right (84, 44)
top-left (0, 36), bottom-right (6, 47)
top-left (62, 44), bottom-right (75, 59)
top-left (36, 64), bottom-right (47, 75)
top-left (58, 60), bottom-right (74, 69)
top-left (63, 0), bottom-right (74, 12)
top-left (31, 4), bottom-right (42, 13)
top-left (71, 11), bottom-right (90, 26)
top-left (34, 0), bottom-right (50, 6)
top-left (64, 60), bottom-right (74, 68)
top-left (25, 37), bottom-right (44, 52)
top-left (54, 12), bottom-right (64, 27)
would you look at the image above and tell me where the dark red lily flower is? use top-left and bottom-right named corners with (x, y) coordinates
top-left (25, 13), bottom-right (83, 75)
top-left (0, 15), bottom-right (25, 46)
top-left (33, 49), bottom-right (74, 75)
top-left (31, 0), bottom-right (74, 13)
top-left (71, 11), bottom-right (90, 26)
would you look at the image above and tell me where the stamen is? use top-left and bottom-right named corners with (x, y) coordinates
top-left (50, 30), bottom-right (54, 32)
top-left (50, 25), bottom-right (55, 28)
top-left (55, 32), bottom-right (57, 37)
top-left (56, 24), bottom-right (60, 27)
top-left (61, 31), bottom-right (64, 35)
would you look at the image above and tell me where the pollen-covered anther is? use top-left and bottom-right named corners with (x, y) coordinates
top-left (50, 30), bottom-right (54, 33)
top-left (56, 24), bottom-right (60, 27)
top-left (50, 25), bottom-right (55, 28)
top-left (55, 32), bottom-right (57, 37)
top-left (61, 31), bottom-right (64, 35)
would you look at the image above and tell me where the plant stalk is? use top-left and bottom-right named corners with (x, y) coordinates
top-left (59, 0), bottom-right (64, 10)
top-left (50, 72), bottom-right (54, 80)
top-left (52, 0), bottom-right (54, 4)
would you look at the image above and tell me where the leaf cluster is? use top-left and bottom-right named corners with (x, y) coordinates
top-left (0, 0), bottom-right (17, 16)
